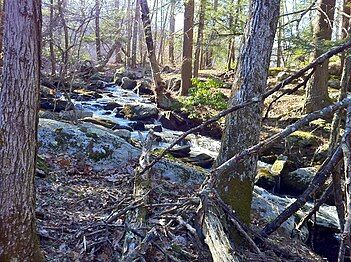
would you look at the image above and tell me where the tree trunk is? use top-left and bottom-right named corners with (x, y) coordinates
top-left (49, 0), bottom-right (56, 76)
top-left (215, 0), bottom-right (280, 228)
top-left (0, 0), bottom-right (43, 260)
top-left (193, 0), bottom-right (206, 78)
top-left (131, 0), bottom-right (140, 68)
top-left (95, 0), bottom-right (102, 61)
top-left (303, 0), bottom-right (336, 113)
top-left (139, 0), bottom-right (172, 109)
top-left (180, 0), bottom-right (194, 95)
top-left (168, 0), bottom-right (175, 65)
top-left (0, 0), bottom-right (6, 66)
top-left (226, 0), bottom-right (241, 71)
top-left (58, 0), bottom-right (69, 76)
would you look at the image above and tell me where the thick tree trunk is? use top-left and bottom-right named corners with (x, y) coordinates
top-left (95, 0), bottom-right (102, 61)
top-left (131, 0), bottom-right (140, 68)
top-left (168, 0), bottom-right (175, 65)
top-left (215, 0), bottom-right (280, 227)
top-left (303, 0), bottom-right (336, 113)
top-left (180, 0), bottom-right (194, 95)
top-left (0, 0), bottom-right (43, 260)
top-left (193, 0), bottom-right (206, 78)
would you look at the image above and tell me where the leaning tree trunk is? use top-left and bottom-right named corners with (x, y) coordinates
top-left (139, 0), bottom-right (173, 109)
top-left (0, 0), bottom-right (43, 260)
top-left (193, 0), bottom-right (206, 78)
top-left (180, 0), bottom-right (194, 95)
top-left (303, 0), bottom-right (336, 113)
top-left (215, 0), bottom-right (280, 228)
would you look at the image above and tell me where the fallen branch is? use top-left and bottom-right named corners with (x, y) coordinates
top-left (139, 39), bottom-right (351, 176)
top-left (295, 183), bottom-right (334, 232)
top-left (214, 97), bottom-right (351, 178)
top-left (261, 146), bottom-right (343, 236)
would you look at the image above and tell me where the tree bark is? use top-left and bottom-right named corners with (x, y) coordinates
top-left (95, 0), bottom-right (102, 61)
top-left (303, 0), bottom-right (336, 113)
top-left (0, 0), bottom-right (43, 260)
top-left (49, 0), bottom-right (56, 76)
top-left (215, 0), bottom-right (280, 227)
top-left (180, 0), bottom-right (194, 95)
top-left (193, 0), bottom-right (206, 78)
top-left (131, 0), bottom-right (140, 68)
top-left (168, 0), bottom-right (175, 65)
top-left (139, 0), bottom-right (172, 109)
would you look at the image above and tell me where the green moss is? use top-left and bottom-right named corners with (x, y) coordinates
top-left (286, 130), bottom-right (318, 147)
top-left (54, 128), bottom-right (75, 149)
top-left (86, 131), bottom-right (98, 139)
top-left (87, 142), bottom-right (113, 161)
top-left (37, 156), bottom-right (50, 174)
top-left (268, 67), bottom-right (284, 77)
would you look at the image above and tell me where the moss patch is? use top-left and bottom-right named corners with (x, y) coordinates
top-left (286, 131), bottom-right (319, 147)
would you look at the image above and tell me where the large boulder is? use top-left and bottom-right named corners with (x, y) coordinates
top-left (38, 118), bottom-right (204, 184)
top-left (252, 186), bottom-right (340, 240)
top-left (280, 167), bottom-right (318, 195)
top-left (122, 103), bottom-right (159, 121)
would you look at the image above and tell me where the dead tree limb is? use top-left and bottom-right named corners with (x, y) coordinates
top-left (338, 105), bottom-right (351, 262)
top-left (261, 146), bottom-right (343, 237)
top-left (214, 97), bottom-right (351, 177)
top-left (295, 183), bottom-right (334, 232)
top-left (139, 39), bottom-right (351, 176)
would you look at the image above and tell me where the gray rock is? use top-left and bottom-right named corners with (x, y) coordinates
top-left (281, 167), bottom-right (317, 195)
top-left (121, 77), bottom-right (137, 90)
top-left (123, 103), bottom-right (158, 120)
top-left (252, 186), bottom-right (339, 240)
top-left (276, 71), bottom-right (290, 81)
top-left (38, 118), bottom-right (204, 183)
top-left (113, 129), bottom-right (131, 141)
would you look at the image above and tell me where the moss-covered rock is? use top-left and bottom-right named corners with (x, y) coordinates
top-left (286, 131), bottom-right (319, 147)
top-left (38, 118), bottom-right (204, 184)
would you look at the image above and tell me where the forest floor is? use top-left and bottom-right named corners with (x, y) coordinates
top-left (35, 68), bottom-right (341, 261)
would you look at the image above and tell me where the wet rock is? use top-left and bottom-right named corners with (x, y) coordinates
top-left (40, 98), bottom-right (74, 112)
top-left (103, 102), bottom-right (122, 111)
top-left (82, 117), bottom-right (119, 129)
top-left (169, 144), bottom-right (191, 158)
top-left (40, 85), bottom-right (56, 99)
top-left (152, 125), bottom-right (162, 132)
top-left (38, 118), bottom-right (205, 183)
top-left (113, 129), bottom-right (131, 141)
top-left (135, 81), bottom-right (154, 95)
top-left (90, 72), bottom-right (113, 82)
top-left (280, 166), bottom-right (317, 195)
top-left (123, 103), bottom-right (158, 121)
top-left (121, 77), bottom-right (138, 90)
top-left (255, 161), bottom-right (276, 191)
top-left (128, 121), bottom-right (146, 131)
top-left (252, 186), bottom-right (339, 240)
top-left (182, 153), bottom-right (214, 168)
top-left (159, 111), bottom-right (222, 140)
top-left (328, 79), bottom-right (341, 89)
